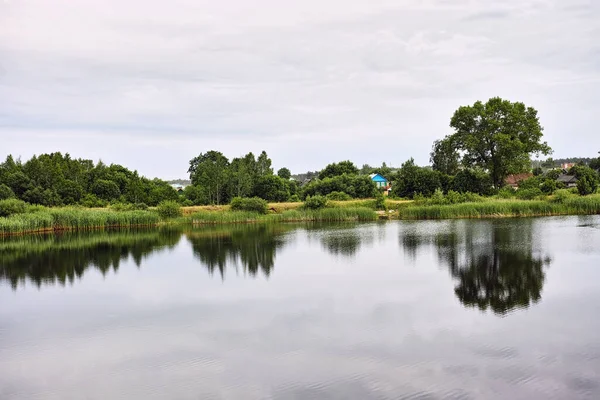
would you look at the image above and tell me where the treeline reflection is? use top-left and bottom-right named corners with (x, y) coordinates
top-left (399, 220), bottom-right (551, 314)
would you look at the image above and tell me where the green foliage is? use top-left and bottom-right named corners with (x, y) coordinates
top-left (80, 194), bottom-right (107, 208)
top-left (318, 161), bottom-right (359, 179)
top-left (0, 184), bottom-right (15, 200)
top-left (516, 188), bottom-right (544, 200)
top-left (452, 169), bottom-right (493, 195)
top-left (545, 169), bottom-right (562, 180)
top-left (277, 167), bottom-right (291, 180)
top-left (447, 97), bottom-right (552, 188)
top-left (533, 167), bottom-right (543, 176)
top-left (326, 191), bottom-right (352, 201)
top-left (414, 190), bottom-right (485, 206)
top-left (304, 195), bottom-right (328, 210)
top-left (430, 137), bottom-right (460, 175)
top-left (156, 200), bottom-right (182, 219)
top-left (230, 197), bottom-right (269, 214)
top-left (374, 191), bottom-right (387, 210)
top-left (497, 187), bottom-right (516, 199)
top-left (188, 151), bottom-right (230, 205)
top-left (91, 179), bottom-right (121, 201)
top-left (552, 189), bottom-right (574, 203)
top-left (391, 159), bottom-right (441, 199)
top-left (572, 165), bottom-right (599, 195)
top-left (288, 194), bottom-right (301, 202)
top-left (302, 174), bottom-right (376, 199)
top-left (183, 185), bottom-right (208, 206)
top-left (253, 175), bottom-right (289, 202)
top-left (181, 199), bottom-right (194, 207)
top-left (0, 199), bottom-right (28, 217)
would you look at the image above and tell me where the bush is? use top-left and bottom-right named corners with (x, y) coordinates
top-left (181, 199), bottom-right (194, 207)
top-left (326, 191), bottom-right (352, 201)
top-left (0, 184), bottom-right (15, 200)
top-left (80, 194), bottom-right (107, 208)
top-left (552, 189), bottom-right (574, 203)
top-left (230, 197), bottom-right (268, 214)
top-left (0, 198), bottom-right (28, 217)
top-left (516, 188), bottom-right (544, 200)
top-left (289, 194), bottom-right (301, 203)
top-left (156, 200), bottom-right (182, 219)
top-left (134, 202), bottom-right (149, 210)
top-left (374, 191), bottom-right (387, 210)
top-left (304, 195), bottom-right (328, 210)
top-left (497, 187), bottom-right (516, 199)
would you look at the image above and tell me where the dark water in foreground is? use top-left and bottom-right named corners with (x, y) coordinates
top-left (1, 217), bottom-right (600, 399)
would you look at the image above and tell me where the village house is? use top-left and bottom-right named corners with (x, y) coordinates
top-left (505, 173), bottom-right (533, 189)
top-left (370, 173), bottom-right (391, 194)
top-left (557, 174), bottom-right (578, 188)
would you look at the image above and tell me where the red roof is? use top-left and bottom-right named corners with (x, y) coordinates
top-left (505, 173), bottom-right (533, 186)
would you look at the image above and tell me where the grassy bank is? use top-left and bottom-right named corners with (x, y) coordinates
top-left (399, 195), bottom-right (600, 220)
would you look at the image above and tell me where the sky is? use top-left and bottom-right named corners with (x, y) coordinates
top-left (1, 0), bottom-right (599, 179)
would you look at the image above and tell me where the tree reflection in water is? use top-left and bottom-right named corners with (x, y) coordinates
top-left (400, 220), bottom-right (551, 315)
top-left (0, 228), bottom-right (182, 290)
top-left (185, 225), bottom-right (290, 279)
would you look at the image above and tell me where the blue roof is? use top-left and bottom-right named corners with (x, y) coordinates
top-left (369, 173), bottom-right (388, 183)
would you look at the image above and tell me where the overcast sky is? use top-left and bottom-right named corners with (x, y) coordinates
top-left (1, 0), bottom-right (599, 179)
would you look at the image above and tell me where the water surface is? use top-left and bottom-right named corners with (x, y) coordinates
top-left (1, 217), bottom-right (599, 399)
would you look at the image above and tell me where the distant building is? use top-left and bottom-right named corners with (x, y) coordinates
top-left (561, 163), bottom-right (576, 170)
top-left (170, 184), bottom-right (185, 192)
top-left (557, 174), bottom-right (578, 188)
top-left (504, 173), bottom-right (533, 189)
top-left (370, 173), bottom-right (391, 193)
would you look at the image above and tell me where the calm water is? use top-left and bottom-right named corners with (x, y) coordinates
top-left (1, 217), bottom-right (600, 399)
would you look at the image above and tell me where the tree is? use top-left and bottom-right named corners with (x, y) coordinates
top-left (430, 137), bottom-right (460, 175)
top-left (277, 167), bottom-right (291, 180)
top-left (448, 97), bottom-right (552, 188)
top-left (391, 159), bottom-right (441, 198)
top-left (228, 155), bottom-right (255, 198)
top-left (572, 165), bottom-right (599, 195)
top-left (452, 169), bottom-right (493, 195)
top-left (590, 152), bottom-right (600, 171)
top-left (91, 179), bottom-right (121, 201)
top-left (188, 151), bottom-right (230, 205)
top-left (256, 151), bottom-right (273, 176)
top-left (319, 161), bottom-right (359, 179)
top-left (253, 175), bottom-right (289, 202)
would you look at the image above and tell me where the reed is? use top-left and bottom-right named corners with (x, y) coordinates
top-left (399, 195), bottom-right (600, 220)
top-left (0, 208), bottom-right (160, 236)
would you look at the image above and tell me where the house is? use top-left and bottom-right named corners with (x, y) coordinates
top-left (557, 174), bottom-right (578, 188)
top-left (370, 173), bottom-right (391, 191)
top-left (505, 173), bottom-right (533, 189)
top-left (561, 163), bottom-right (576, 170)
top-left (170, 184), bottom-right (185, 192)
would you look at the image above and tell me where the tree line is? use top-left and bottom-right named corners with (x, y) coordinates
top-left (2, 97), bottom-right (599, 208)
top-left (0, 153), bottom-right (179, 206)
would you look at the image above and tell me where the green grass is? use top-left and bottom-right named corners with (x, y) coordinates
top-left (399, 195), bottom-right (600, 220)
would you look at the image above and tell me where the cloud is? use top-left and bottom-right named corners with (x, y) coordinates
top-left (1, 0), bottom-right (599, 178)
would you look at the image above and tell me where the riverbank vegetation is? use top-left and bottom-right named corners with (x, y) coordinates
top-left (2, 97), bottom-right (600, 235)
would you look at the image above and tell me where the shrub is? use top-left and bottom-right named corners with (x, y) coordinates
top-left (552, 189), bottom-right (574, 203)
top-left (304, 195), bottom-right (328, 210)
top-left (516, 188), bottom-right (544, 200)
top-left (230, 197), bottom-right (268, 214)
top-left (0, 198), bottom-right (28, 217)
top-left (374, 191), bottom-right (387, 210)
top-left (156, 200), bottom-right (182, 219)
top-left (288, 194), bottom-right (301, 203)
top-left (326, 191), bottom-right (352, 201)
top-left (497, 187), bottom-right (515, 199)
top-left (0, 184), bottom-right (15, 200)
top-left (134, 202), bottom-right (149, 210)
top-left (181, 199), bottom-right (194, 207)
top-left (80, 194), bottom-right (107, 208)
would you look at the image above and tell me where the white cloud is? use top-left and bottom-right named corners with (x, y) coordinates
top-left (1, 0), bottom-right (599, 178)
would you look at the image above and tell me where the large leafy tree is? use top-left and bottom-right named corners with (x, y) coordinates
top-left (448, 97), bottom-right (552, 188)
top-left (319, 161), bottom-right (359, 179)
top-left (256, 151), bottom-right (273, 176)
top-left (391, 159), bottom-right (441, 199)
top-left (188, 151), bottom-right (230, 205)
top-left (430, 137), bottom-right (460, 176)
top-left (277, 167), bottom-right (291, 180)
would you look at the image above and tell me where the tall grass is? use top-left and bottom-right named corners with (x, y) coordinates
top-left (189, 207), bottom-right (377, 225)
top-left (0, 208), bottom-right (160, 236)
top-left (399, 195), bottom-right (600, 220)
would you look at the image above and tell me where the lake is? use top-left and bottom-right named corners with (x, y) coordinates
top-left (1, 217), bottom-right (600, 399)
